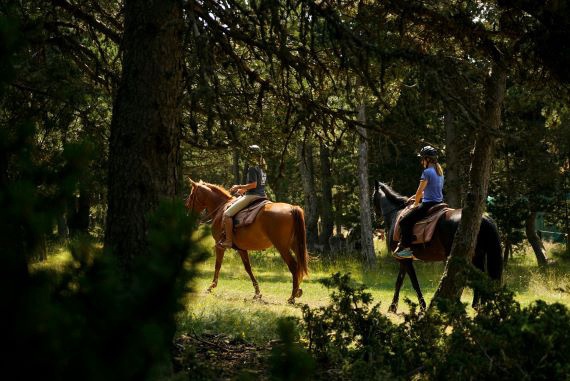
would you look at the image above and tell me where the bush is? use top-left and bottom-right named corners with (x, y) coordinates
top-left (301, 272), bottom-right (570, 380)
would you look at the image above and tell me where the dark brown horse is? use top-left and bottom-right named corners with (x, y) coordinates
top-left (372, 181), bottom-right (503, 312)
top-left (185, 179), bottom-right (309, 303)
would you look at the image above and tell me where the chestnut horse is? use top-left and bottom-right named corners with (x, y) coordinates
top-left (185, 179), bottom-right (309, 303)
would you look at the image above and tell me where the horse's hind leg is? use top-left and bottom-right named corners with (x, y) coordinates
top-left (208, 246), bottom-right (226, 292)
top-left (471, 250), bottom-right (485, 308)
top-left (405, 260), bottom-right (427, 311)
top-left (276, 246), bottom-right (300, 304)
top-left (389, 262), bottom-right (407, 313)
top-left (238, 249), bottom-right (261, 299)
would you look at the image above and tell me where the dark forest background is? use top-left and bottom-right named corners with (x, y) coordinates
top-left (1, 1), bottom-right (569, 379)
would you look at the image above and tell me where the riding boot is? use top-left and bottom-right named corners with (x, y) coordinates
top-left (217, 215), bottom-right (234, 249)
top-left (394, 241), bottom-right (413, 259)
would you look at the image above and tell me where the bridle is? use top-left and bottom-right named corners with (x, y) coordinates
top-left (372, 192), bottom-right (403, 223)
top-left (185, 187), bottom-right (226, 224)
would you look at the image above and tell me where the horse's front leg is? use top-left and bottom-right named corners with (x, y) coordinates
top-left (404, 260), bottom-right (427, 311)
top-left (208, 246), bottom-right (226, 292)
top-left (238, 249), bottom-right (261, 299)
top-left (389, 261), bottom-right (407, 313)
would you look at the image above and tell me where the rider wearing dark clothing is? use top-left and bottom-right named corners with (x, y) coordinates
top-left (245, 166), bottom-right (266, 197)
top-left (395, 146), bottom-right (445, 258)
top-left (217, 145), bottom-right (266, 249)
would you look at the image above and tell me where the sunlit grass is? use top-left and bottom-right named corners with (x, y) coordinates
top-left (34, 236), bottom-right (570, 345)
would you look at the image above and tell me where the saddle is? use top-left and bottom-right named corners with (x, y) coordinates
top-left (231, 197), bottom-right (272, 228)
top-left (393, 203), bottom-right (453, 244)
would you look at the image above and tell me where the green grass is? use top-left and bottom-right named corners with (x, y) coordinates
top-left (35, 237), bottom-right (570, 345)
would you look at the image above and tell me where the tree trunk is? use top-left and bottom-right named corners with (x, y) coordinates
top-left (525, 211), bottom-right (548, 266)
top-left (562, 174), bottom-right (570, 255)
top-left (334, 192), bottom-right (343, 236)
top-left (357, 104), bottom-right (376, 266)
top-left (232, 148), bottom-right (240, 185)
top-left (319, 142), bottom-right (334, 251)
top-left (57, 213), bottom-right (69, 240)
top-left (433, 63), bottom-right (506, 303)
top-left (444, 107), bottom-right (462, 208)
top-left (104, 0), bottom-right (184, 276)
top-left (503, 237), bottom-right (511, 268)
top-left (297, 141), bottom-right (319, 251)
top-left (76, 187), bottom-right (91, 234)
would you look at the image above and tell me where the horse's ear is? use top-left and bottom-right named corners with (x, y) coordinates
top-left (374, 180), bottom-right (380, 192)
top-left (188, 177), bottom-right (196, 187)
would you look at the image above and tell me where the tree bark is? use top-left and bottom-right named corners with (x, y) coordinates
top-left (76, 187), bottom-right (91, 234)
top-left (432, 63), bottom-right (507, 303)
top-left (503, 237), bottom-right (511, 267)
top-left (525, 211), bottom-right (548, 266)
top-left (297, 141), bottom-right (319, 251)
top-left (104, 0), bottom-right (184, 276)
top-left (319, 142), bottom-right (334, 251)
top-left (357, 104), bottom-right (376, 266)
top-left (444, 107), bottom-right (462, 208)
top-left (232, 148), bottom-right (240, 185)
top-left (57, 213), bottom-right (69, 240)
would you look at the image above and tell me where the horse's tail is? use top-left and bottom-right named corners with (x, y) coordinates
top-left (292, 206), bottom-right (309, 279)
top-left (481, 216), bottom-right (503, 283)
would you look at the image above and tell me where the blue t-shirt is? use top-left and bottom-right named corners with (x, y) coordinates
top-left (420, 166), bottom-right (444, 203)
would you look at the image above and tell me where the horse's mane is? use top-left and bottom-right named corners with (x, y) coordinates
top-left (201, 182), bottom-right (232, 199)
top-left (378, 182), bottom-right (408, 206)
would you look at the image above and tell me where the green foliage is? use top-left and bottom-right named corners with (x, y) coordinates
top-left (1, 78), bottom-right (206, 380)
top-left (269, 318), bottom-right (315, 381)
top-left (302, 272), bottom-right (570, 380)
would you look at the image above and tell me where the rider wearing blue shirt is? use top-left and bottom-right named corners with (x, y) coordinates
top-left (395, 146), bottom-right (445, 258)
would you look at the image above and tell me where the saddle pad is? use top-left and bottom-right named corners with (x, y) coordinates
top-left (233, 197), bottom-right (272, 227)
top-left (393, 204), bottom-right (453, 244)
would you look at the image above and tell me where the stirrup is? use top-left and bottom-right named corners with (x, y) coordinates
top-left (394, 245), bottom-right (413, 259)
top-left (216, 239), bottom-right (232, 249)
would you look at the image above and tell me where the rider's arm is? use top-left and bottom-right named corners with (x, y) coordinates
top-left (230, 182), bottom-right (257, 194)
top-left (414, 179), bottom-right (428, 206)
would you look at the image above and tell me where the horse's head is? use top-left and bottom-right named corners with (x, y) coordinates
top-left (185, 178), bottom-right (233, 221)
top-left (184, 178), bottom-right (208, 214)
top-left (372, 180), bottom-right (385, 218)
top-left (372, 180), bottom-right (407, 228)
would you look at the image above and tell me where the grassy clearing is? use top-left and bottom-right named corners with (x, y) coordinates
top-left (179, 235), bottom-right (570, 344)
top-left (35, 236), bottom-right (570, 346)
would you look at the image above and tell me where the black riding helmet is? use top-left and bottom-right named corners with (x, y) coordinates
top-left (418, 145), bottom-right (438, 159)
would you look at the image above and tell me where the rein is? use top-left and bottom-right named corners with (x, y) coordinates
top-left (200, 202), bottom-right (226, 224)
top-left (186, 189), bottom-right (230, 224)
top-left (382, 205), bottom-right (403, 220)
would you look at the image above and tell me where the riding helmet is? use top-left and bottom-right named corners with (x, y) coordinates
top-left (248, 144), bottom-right (261, 152)
top-left (418, 145), bottom-right (438, 158)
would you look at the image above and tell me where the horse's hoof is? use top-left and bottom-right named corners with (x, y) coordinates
top-left (388, 304), bottom-right (398, 313)
top-left (287, 297), bottom-right (295, 304)
top-left (295, 288), bottom-right (303, 298)
top-left (207, 284), bottom-right (217, 293)
top-left (253, 293), bottom-right (262, 300)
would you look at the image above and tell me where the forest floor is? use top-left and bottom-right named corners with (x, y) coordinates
top-left (173, 236), bottom-right (570, 380)
top-left (36, 238), bottom-right (570, 380)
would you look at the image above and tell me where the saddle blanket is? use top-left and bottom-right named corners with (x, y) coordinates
top-left (230, 197), bottom-right (272, 228)
top-left (393, 203), bottom-right (453, 244)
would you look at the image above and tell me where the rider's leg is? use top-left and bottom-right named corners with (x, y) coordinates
top-left (219, 214), bottom-right (234, 248)
top-left (217, 195), bottom-right (257, 248)
top-left (395, 202), bottom-right (437, 257)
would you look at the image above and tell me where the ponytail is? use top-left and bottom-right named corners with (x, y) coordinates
top-left (426, 157), bottom-right (444, 176)
top-left (435, 163), bottom-right (443, 176)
